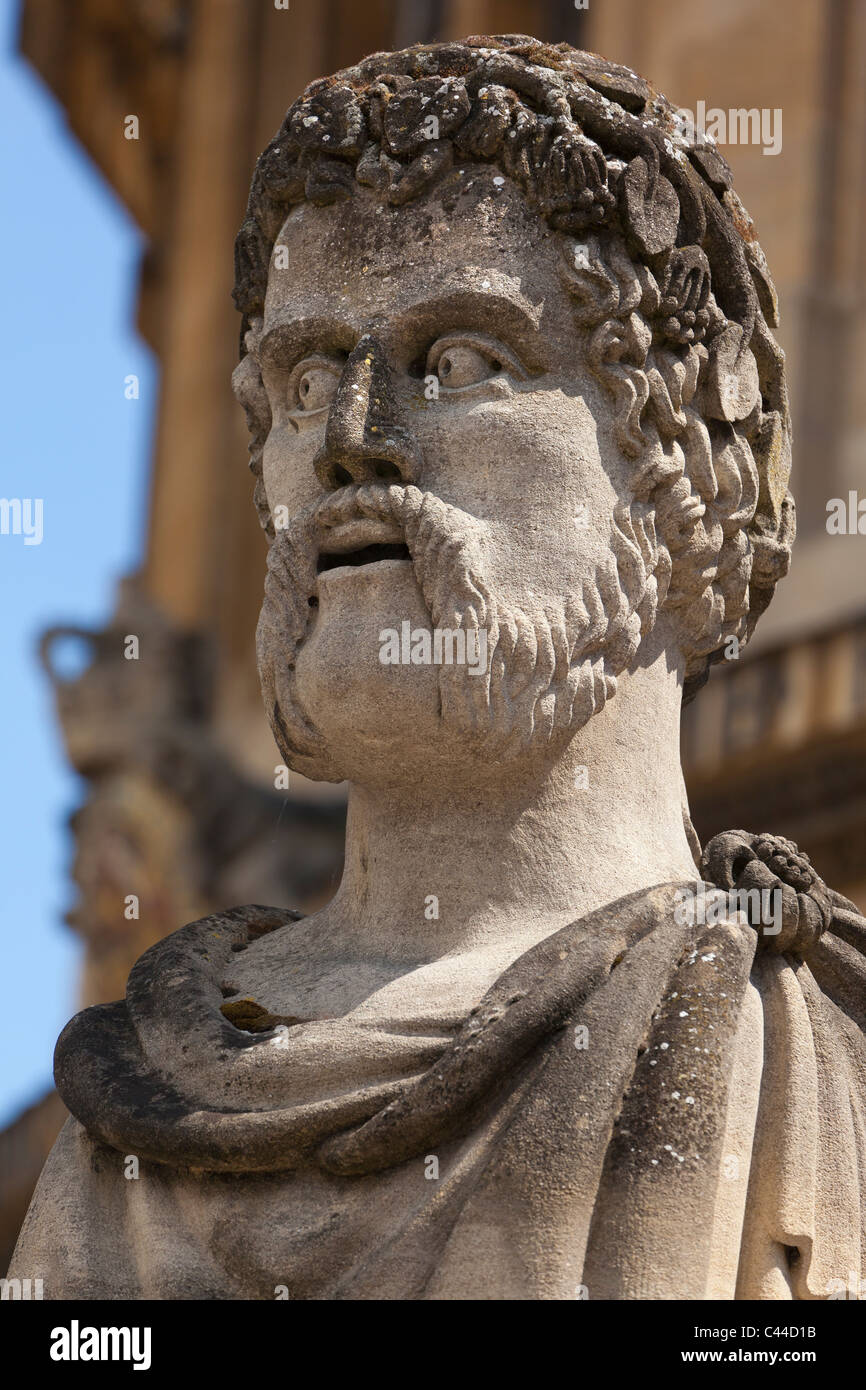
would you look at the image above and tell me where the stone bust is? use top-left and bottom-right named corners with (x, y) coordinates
top-left (11, 37), bottom-right (866, 1301)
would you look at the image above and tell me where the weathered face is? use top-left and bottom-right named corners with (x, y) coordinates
top-left (250, 170), bottom-right (645, 783)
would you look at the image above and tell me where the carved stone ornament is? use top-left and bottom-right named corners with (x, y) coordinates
top-left (11, 38), bottom-right (865, 1302)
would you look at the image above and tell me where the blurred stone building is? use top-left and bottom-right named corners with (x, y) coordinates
top-left (3, 0), bottom-right (865, 1268)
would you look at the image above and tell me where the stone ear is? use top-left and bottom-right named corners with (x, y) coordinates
top-left (232, 318), bottom-right (273, 539)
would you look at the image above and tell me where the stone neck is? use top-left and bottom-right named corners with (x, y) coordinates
top-left (322, 626), bottom-right (698, 964)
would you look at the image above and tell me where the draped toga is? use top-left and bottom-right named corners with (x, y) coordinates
top-left (10, 831), bottom-right (866, 1300)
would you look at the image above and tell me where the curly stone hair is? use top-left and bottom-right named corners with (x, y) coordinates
top-left (233, 35), bottom-right (795, 702)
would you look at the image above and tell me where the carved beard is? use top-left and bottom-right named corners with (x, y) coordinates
top-left (257, 483), bottom-right (663, 779)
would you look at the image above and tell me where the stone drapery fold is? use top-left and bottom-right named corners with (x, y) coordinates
top-left (10, 869), bottom-right (866, 1299)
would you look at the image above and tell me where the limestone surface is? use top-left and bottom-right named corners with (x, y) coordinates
top-left (10, 37), bottom-right (864, 1301)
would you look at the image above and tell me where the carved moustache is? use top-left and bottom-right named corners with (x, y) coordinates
top-left (256, 482), bottom-right (494, 773)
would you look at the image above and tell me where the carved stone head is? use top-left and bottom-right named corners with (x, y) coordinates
top-left (232, 37), bottom-right (794, 786)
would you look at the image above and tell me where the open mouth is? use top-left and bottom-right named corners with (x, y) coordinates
top-left (316, 542), bottom-right (411, 574)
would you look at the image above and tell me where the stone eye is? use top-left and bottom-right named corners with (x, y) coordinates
top-left (289, 357), bottom-right (342, 413)
top-left (437, 345), bottom-right (500, 388)
top-left (297, 365), bottom-right (338, 412)
top-left (427, 335), bottom-right (522, 392)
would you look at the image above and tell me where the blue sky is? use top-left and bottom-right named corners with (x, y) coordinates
top-left (0, 0), bottom-right (156, 1126)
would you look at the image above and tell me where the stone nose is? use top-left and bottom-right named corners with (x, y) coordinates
top-left (313, 335), bottom-right (421, 490)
